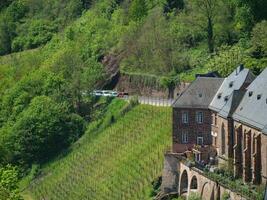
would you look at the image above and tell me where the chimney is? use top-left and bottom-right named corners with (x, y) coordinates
top-left (236, 64), bottom-right (244, 75)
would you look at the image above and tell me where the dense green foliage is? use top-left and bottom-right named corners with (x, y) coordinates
top-left (0, 0), bottom-right (88, 55)
top-left (0, 165), bottom-right (22, 200)
top-left (26, 105), bottom-right (171, 200)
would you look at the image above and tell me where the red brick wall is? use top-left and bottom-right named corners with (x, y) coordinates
top-left (233, 121), bottom-right (266, 184)
top-left (211, 113), bottom-right (234, 162)
top-left (172, 107), bottom-right (212, 153)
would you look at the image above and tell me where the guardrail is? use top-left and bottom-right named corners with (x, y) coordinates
top-left (123, 96), bottom-right (175, 107)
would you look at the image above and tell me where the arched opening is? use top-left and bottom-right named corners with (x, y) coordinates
top-left (180, 170), bottom-right (189, 195)
top-left (221, 123), bottom-right (226, 155)
top-left (201, 182), bottom-right (209, 199)
top-left (190, 176), bottom-right (198, 192)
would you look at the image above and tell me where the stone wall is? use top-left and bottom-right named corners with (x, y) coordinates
top-left (161, 154), bottom-right (247, 200)
top-left (211, 113), bottom-right (234, 165)
top-left (233, 121), bottom-right (267, 184)
top-left (115, 73), bottom-right (189, 98)
top-left (160, 153), bottom-right (180, 193)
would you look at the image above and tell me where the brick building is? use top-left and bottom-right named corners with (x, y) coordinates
top-left (209, 66), bottom-right (255, 164)
top-left (171, 66), bottom-right (267, 185)
top-left (172, 77), bottom-right (223, 154)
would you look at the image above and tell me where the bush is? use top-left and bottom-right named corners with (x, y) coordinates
top-left (2, 96), bottom-right (85, 164)
top-left (188, 193), bottom-right (202, 200)
top-left (0, 165), bottom-right (22, 200)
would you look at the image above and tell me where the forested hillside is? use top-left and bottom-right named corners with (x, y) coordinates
top-left (0, 0), bottom-right (267, 199)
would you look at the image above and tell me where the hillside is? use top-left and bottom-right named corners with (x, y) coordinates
top-left (23, 103), bottom-right (171, 200)
top-left (0, 0), bottom-right (267, 199)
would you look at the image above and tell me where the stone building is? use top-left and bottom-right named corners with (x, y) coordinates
top-left (172, 77), bottom-right (224, 154)
top-left (165, 66), bottom-right (267, 200)
top-left (232, 68), bottom-right (267, 184)
top-left (209, 66), bottom-right (255, 165)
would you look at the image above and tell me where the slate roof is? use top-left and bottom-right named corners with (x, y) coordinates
top-left (173, 77), bottom-right (224, 109)
top-left (233, 68), bottom-right (267, 134)
top-left (209, 66), bottom-right (255, 117)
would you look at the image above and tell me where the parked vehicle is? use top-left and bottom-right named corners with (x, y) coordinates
top-left (91, 90), bottom-right (120, 97)
top-left (92, 90), bottom-right (103, 96)
top-left (117, 92), bottom-right (129, 98)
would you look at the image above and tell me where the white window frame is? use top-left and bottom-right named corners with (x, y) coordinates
top-left (196, 111), bottom-right (203, 124)
top-left (182, 111), bottom-right (188, 124)
top-left (197, 136), bottom-right (204, 146)
top-left (182, 131), bottom-right (188, 144)
top-left (195, 153), bottom-right (201, 162)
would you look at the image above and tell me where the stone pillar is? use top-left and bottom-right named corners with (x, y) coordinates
top-left (161, 154), bottom-right (180, 194)
top-left (252, 135), bottom-right (261, 184)
top-left (243, 131), bottom-right (252, 182)
top-left (233, 126), bottom-right (243, 178)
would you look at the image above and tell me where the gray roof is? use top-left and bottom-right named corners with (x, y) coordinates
top-left (218, 90), bottom-right (246, 118)
top-left (209, 67), bottom-right (255, 117)
top-left (233, 68), bottom-right (267, 134)
top-left (173, 77), bottom-right (224, 109)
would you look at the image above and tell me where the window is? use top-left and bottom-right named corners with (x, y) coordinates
top-left (197, 137), bottom-right (204, 145)
top-left (182, 111), bottom-right (188, 124)
top-left (195, 153), bottom-right (201, 162)
top-left (196, 111), bottom-right (203, 124)
top-left (182, 131), bottom-right (188, 144)
top-left (212, 113), bottom-right (217, 125)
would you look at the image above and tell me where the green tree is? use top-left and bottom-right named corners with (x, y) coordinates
top-left (163, 0), bottom-right (184, 14)
top-left (0, 16), bottom-right (15, 55)
top-left (192, 0), bottom-right (219, 53)
top-left (251, 20), bottom-right (267, 58)
top-left (129, 0), bottom-right (147, 21)
top-left (160, 75), bottom-right (179, 98)
top-left (9, 96), bottom-right (85, 164)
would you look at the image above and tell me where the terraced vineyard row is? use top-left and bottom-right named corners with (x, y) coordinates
top-left (27, 105), bottom-right (172, 200)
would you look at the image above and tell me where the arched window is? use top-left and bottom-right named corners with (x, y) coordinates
top-left (180, 170), bottom-right (189, 195)
top-left (190, 176), bottom-right (198, 191)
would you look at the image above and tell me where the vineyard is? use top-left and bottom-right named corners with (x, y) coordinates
top-left (25, 104), bottom-right (172, 200)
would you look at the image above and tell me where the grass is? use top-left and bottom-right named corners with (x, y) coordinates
top-left (24, 104), bottom-right (171, 200)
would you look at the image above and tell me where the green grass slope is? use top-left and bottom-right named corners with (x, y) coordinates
top-left (26, 104), bottom-right (171, 200)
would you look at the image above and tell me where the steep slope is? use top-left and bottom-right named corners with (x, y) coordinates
top-left (26, 105), bottom-right (171, 200)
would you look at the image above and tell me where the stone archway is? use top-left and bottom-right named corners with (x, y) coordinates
top-left (190, 175), bottom-right (198, 192)
top-left (179, 170), bottom-right (189, 195)
top-left (201, 182), bottom-right (209, 199)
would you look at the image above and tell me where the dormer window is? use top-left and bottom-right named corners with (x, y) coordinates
top-left (199, 93), bottom-right (202, 98)
top-left (249, 91), bottom-right (253, 97)
top-left (224, 96), bottom-right (229, 102)
top-left (257, 94), bottom-right (262, 100)
top-left (217, 93), bottom-right (222, 99)
top-left (229, 81), bottom-right (234, 88)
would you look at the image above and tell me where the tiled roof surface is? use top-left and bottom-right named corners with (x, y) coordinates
top-left (209, 67), bottom-right (255, 117)
top-left (173, 77), bottom-right (224, 109)
top-left (233, 68), bottom-right (267, 134)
